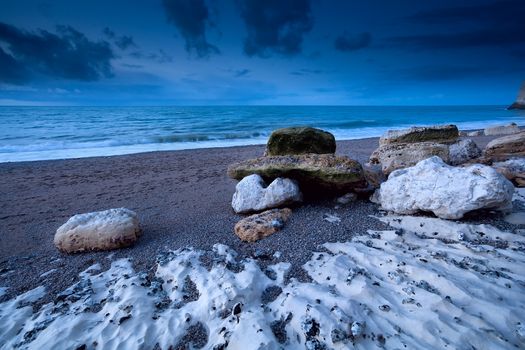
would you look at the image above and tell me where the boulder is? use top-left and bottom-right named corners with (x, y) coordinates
top-left (266, 126), bottom-right (336, 156)
top-left (228, 154), bottom-right (366, 194)
top-left (54, 208), bottom-right (141, 253)
top-left (484, 132), bottom-right (525, 161)
top-left (379, 124), bottom-right (458, 146)
top-left (484, 123), bottom-right (520, 136)
top-left (234, 208), bottom-right (292, 242)
top-left (449, 139), bottom-right (482, 165)
top-left (369, 142), bottom-right (449, 175)
top-left (232, 174), bottom-right (302, 214)
top-left (378, 157), bottom-right (514, 219)
top-left (492, 158), bottom-right (525, 187)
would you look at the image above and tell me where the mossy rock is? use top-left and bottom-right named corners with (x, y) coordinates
top-left (266, 126), bottom-right (336, 156)
top-left (228, 154), bottom-right (365, 194)
top-left (379, 125), bottom-right (459, 146)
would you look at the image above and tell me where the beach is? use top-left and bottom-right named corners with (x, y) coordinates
top-left (0, 134), bottom-right (507, 300)
top-left (1, 133), bottom-right (524, 349)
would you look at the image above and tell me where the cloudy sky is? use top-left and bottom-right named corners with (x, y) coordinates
top-left (0, 0), bottom-right (524, 105)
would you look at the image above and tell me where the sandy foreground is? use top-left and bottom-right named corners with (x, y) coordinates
top-left (1, 135), bottom-right (524, 349)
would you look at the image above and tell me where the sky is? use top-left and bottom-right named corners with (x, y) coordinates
top-left (0, 0), bottom-right (524, 106)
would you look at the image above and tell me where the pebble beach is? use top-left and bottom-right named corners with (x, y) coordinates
top-left (1, 130), bottom-right (524, 349)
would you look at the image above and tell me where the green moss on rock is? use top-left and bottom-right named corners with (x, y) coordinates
top-left (267, 126), bottom-right (336, 156)
top-left (379, 125), bottom-right (459, 146)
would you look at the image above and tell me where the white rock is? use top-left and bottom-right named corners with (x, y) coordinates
top-left (232, 174), bottom-right (302, 214)
top-left (484, 123), bottom-right (520, 136)
top-left (378, 156), bottom-right (514, 219)
top-left (54, 208), bottom-right (141, 253)
top-left (448, 139), bottom-right (481, 165)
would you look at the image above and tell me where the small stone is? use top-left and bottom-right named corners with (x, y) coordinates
top-left (323, 213), bottom-right (341, 224)
top-left (350, 321), bottom-right (365, 338)
top-left (336, 193), bottom-right (357, 205)
top-left (234, 208), bottom-right (292, 242)
top-left (378, 304), bottom-right (391, 312)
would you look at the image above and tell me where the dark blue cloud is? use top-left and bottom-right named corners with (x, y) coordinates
top-left (0, 46), bottom-right (28, 84)
top-left (237, 0), bottom-right (313, 57)
top-left (162, 0), bottom-right (219, 58)
top-left (0, 22), bottom-right (114, 84)
top-left (334, 32), bottom-right (371, 52)
top-left (103, 27), bottom-right (137, 50)
top-left (392, 0), bottom-right (525, 49)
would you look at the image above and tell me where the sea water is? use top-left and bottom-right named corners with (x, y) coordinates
top-left (0, 105), bottom-right (523, 162)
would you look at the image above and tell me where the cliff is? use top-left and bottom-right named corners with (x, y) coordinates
top-left (508, 81), bottom-right (525, 110)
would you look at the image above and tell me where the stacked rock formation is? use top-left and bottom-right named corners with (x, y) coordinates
top-left (229, 126), bottom-right (365, 241)
top-left (229, 126), bottom-right (366, 196)
top-left (369, 125), bottom-right (481, 175)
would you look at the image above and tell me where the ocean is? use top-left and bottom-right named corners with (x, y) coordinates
top-left (0, 105), bottom-right (523, 162)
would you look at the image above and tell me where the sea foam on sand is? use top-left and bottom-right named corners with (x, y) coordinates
top-left (1, 190), bottom-right (525, 349)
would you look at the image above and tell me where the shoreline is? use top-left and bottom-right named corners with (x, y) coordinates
top-left (1, 121), bottom-right (522, 164)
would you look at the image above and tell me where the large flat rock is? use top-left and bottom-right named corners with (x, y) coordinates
top-left (228, 154), bottom-right (366, 193)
